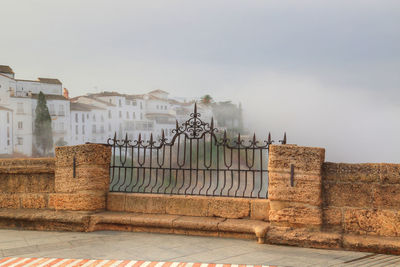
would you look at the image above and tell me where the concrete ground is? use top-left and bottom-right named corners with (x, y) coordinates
top-left (0, 230), bottom-right (399, 267)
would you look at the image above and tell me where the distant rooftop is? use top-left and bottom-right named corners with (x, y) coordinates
top-left (37, 78), bottom-right (62, 85)
top-left (148, 89), bottom-right (169, 95)
top-left (70, 102), bottom-right (105, 111)
top-left (0, 65), bottom-right (14, 74)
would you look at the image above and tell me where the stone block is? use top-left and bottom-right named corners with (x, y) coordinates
top-left (344, 208), bottom-right (400, 237)
top-left (373, 185), bottom-right (400, 209)
top-left (269, 201), bottom-right (322, 227)
top-left (106, 193), bottom-right (126, 211)
top-left (250, 199), bottom-right (269, 221)
top-left (268, 172), bottom-right (322, 205)
top-left (173, 216), bottom-right (225, 231)
top-left (55, 144), bottom-right (111, 167)
top-left (49, 192), bottom-right (106, 211)
top-left (322, 207), bottom-right (342, 227)
top-left (380, 163), bottom-right (400, 184)
top-left (130, 214), bottom-right (179, 228)
top-left (343, 234), bottom-right (400, 255)
top-left (55, 166), bottom-right (110, 193)
top-left (323, 183), bottom-right (373, 208)
top-left (208, 197), bottom-right (249, 219)
top-left (125, 194), bottom-right (166, 214)
top-left (0, 193), bottom-right (19, 208)
top-left (165, 195), bottom-right (210, 217)
top-left (323, 162), bottom-right (380, 183)
top-left (268, 145), bottom-right (325, 175)
top-left (20, 193), bottom-right (47, 209)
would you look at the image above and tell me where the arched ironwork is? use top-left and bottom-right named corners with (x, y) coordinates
top-left (107, 103), bottom-right (285, 198)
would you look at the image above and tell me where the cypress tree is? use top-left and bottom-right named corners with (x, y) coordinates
top-left (34, 91), bottom-right (53, 156)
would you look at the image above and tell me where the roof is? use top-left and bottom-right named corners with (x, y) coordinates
top-left (37, 78), bottom-right (62, 85)
top-left (126, 94), bottom-right (145, 100)
top-left (73, 95), bottom-right (116, 107)
top-left (0, 73), bottom-right (14, 80)
top-left (31, 93), bottom-right (68, 101)
top-left (89, 91), bottom-right (124, 97)
top-left (148, 89), bottom-right (169, 95)
top-left (0, 105), bottom-right (13, 111)
top-left (70, 102), bottom-right (105, 111)
top-left (0, 65), bottom-right (14, 74)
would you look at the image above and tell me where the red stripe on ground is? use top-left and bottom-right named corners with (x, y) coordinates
top-left (30, 258), bottom-right (52, 267)
top-left (102, 260), bottom-right (118, 267)
top-left (132, 260), bottom-right (146, 267)
top-left (43, 258), bottom-right (64, 266)
top-left (15, 257), bottom-right (38, 267)
top-left (58, 259), bottom-right (78, 267)
top-left (207, 264), bottom-right (216, 267)
top-left (146, 261), bottom-right (159, 267)
top-left (117, 260), bottom-right (132, 267)
top-left (0, 257), bottom-right (12, 264)
top-left (192, 263), bottom-right (202, 267)
top-left (162, 262), bottom-right (173, 267)
top-left (2, 257), bottom-right (25, 266)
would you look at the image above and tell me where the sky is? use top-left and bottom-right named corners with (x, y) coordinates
top-left (1, 0), bottom-right (399, 163)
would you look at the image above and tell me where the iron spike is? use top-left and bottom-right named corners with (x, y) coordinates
top-left (161, 129), bottom-right (165, 139)
top-left (268, 132), bottom-right (271, 143)
top-left (283, 132), bottom-right (287, 144)
top-left (150, 133), bottom-right (153, 143)
top-left (113, 132), bottom-right (117, 140)
top-left (138, 133), bottom-right (142, 141)
top-left (253, 133), bottom-right (256, 142)
top-left (125, 132), bottom-right (128, 141)
top-left (176, 119), bottom-right (179, 129)
top-left (210, 117), bottom-right (214, 129)
top-left (223, 130), bottom-right (227, 139)
top-left (194, 102), bottom-right (197, 114)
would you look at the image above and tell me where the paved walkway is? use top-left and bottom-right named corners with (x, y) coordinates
top-left (0, 230), bottom-right (399, 267)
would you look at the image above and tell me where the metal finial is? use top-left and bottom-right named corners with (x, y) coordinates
top-left (268, 132), bottom-right (271, 144)
top-left (176, 119), bottom-right (179, 129)
top-left (194, 102), bottom-right (197, 114)
top-left (138, 133), bottom-right (142, 141)
top-left (210, 117), bottom-right (214, 129)
top-left (161, 129), bottom-right (165, 139)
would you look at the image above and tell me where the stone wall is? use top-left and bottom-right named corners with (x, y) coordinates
top-left (323, 162), bottom-right (400, 237)
top-left (0, 158), bottom-right (55, 209)
top-left (107, 193), bottom-right (269, 221)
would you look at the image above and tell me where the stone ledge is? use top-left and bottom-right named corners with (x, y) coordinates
top-left (343, 234), bottom-right (400, 255)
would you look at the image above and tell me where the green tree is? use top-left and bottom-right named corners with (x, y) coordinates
top-left (34, 91), bottom-right (53, 156)
top-left (201, 94), bottom-right (213, 105)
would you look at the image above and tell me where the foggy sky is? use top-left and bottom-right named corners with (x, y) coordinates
top-left (1, 0), bottom-right (399, 163)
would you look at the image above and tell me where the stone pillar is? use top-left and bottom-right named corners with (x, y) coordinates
top-left (268, 144), bottom-right (325, 230)
top-left (49, 144), bottom-right (111, 211)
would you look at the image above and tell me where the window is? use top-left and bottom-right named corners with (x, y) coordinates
top-left (75, 125), bottom-right (79, 135)
top-left (7, 140), bottom-right (10, 146)
top-left (49, 104), bottom-right (55, 115)
top-left (82, 114), bottom-right (85, 123)
top-left (132, 100), bottom-right (137, 106)
top-left (108, 110), bottom-right (112, 119)
top-left (59, 105), bottom-right (65, 116)
top-left (17, 137), bottom-right (23, 145)
top-left (133, 112), bottom-right (136, 119)
top-left (17, 121), bottom-right (23, 129)
top-left (86, 114), bottom-right (89, 119)
top-left (109, 99), bottom-right (112, 104)
top-left (7, 127), bottom-right (9, 138)
top-left (119, 99), bottom-right (122, 107)
top-left (75, 113), bottom-right (78, 123)
top-left (17, 103), bottom-right (24, 114)
top-left (126, 100), bottom-right (130, 105)
top-left (119, 111), bottom-right (122, 118)
top-left (93, 114), bottom-right (96, 122)
top-left (165, 105), bottom-right (167, 109)
top-left (126, 111), bottom-right (129, 119)
top-left (156, 105), bottom-right (159, 110)
top-left (82, 125), bottom-right (85, 135)
top-left (100, 125), bottom-right (105, 133)
top-left (6, 113), bottom-right (9, 124)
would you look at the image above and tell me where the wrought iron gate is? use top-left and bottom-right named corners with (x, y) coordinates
top-left (108, 104), bottom-right (284, 198)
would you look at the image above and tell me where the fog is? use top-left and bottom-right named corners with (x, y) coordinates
top-left (1, 0), bottom-right (399, 162)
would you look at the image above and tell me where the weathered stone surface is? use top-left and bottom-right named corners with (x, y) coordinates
top-left (125, 194), bottom-right (166, 214)
top-left (373, 185), bottom-right (400, 209)
top-left (266, 226), bottom-right (341, 249)
top-left (344, 209), bottom-right (400, 237)
top-left (174, 229), bottom-right (219, 237)
top-left (173, 216), bottom-right (225, 231)
top-left (130, 214), bottom-right (180, 228)
top-left (165, 195), bottom-right (209, 217)
top-left (380, 163), bottom-right (400, 184)
top-left (55, 144), bottom-right (111, 167)
top-left (323, 183), bottom-right (373, 208)
top-left (323, 162), bottom-right (380, 183)
top-left (323, 207), bottom-right (342, 227)
top-left (49, 193), bottom-right (106, 211)
top-left (0, 194), bottom-right (19, 209)
top-left (0, 158), bottom-right (55, 173)
top-left (343, 234), bottom-right (400, 255)
top-left (269, 201), bottom-right (322, 227)
top-left (268, 145), bottom-right (325, 175)
top-left (218, 218), bottom-right (269, 235)
top-left (20, 193), bottom-right (47, 209)
top-left (208, 197), bottom-right (249, 219)
top-left (55, 166), bottom-right (109, 193)
top-left (106, 193), bottom-right (126, 211)
top-left (250, 199), bottom-right (269, 221)
top-left (268, 172), bottom-right (322, 205)
top-left (0, 173), bottom-right (55, 193)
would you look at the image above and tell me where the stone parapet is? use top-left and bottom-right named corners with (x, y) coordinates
top-left (268, 144), bottom-right (325, 229)
top-left (52, 144), bottom-right (111, 211)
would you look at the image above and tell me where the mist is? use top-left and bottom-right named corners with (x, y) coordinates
top-left (1, 0), bottom-right (399, 163)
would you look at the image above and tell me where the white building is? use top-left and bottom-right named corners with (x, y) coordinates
top-left (0, 105), bottom-right (13, 155)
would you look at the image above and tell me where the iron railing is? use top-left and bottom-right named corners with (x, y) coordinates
top-left (107, 104), bottom-right (286, 198)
